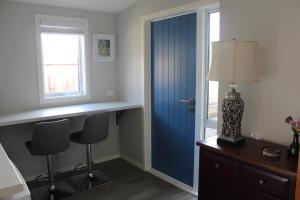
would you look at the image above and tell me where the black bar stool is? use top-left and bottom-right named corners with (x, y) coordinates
top-left (25, 119), bottom-right (73, 200)
top-left (69, 112), bottom-right (111, 190)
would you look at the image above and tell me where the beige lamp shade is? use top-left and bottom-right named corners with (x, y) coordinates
top-left (208, 41), bottom-right (258, 83)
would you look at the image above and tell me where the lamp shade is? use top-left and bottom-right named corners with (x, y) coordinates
top-left (208, 41), bottom-right (258, 83)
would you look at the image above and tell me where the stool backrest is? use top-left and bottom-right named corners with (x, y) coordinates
top-left (80, 113), bottom-right (109, 144)
top-left (32, 119), bottom-right (70, 155)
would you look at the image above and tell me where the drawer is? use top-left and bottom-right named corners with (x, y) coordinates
top-left (201, 151), bottom-right (238, 180)
top-left (242, 165), bottom-right (289, 198)
top-left (242, 187), bottom-right (280, 200)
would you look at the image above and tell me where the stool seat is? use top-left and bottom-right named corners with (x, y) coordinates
top-left (25, 119), bottom-right (73, 200)
top-left (26, 119), bottom-right (70, 156)
top-left (69, 112), bottom-right (111, 190)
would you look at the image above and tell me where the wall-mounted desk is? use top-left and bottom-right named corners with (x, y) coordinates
top-left (0, 101), bottom-right (142, 198)
top-left (0, 101), bottom-right (142, 127)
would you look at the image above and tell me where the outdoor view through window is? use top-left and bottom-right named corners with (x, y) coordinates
top-left (41, 33), bottom-right (85, 98)
top-left (205, 11), bottom-right (220, 139)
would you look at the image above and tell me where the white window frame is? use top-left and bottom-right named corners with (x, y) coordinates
top-left (35, 15), bottom-right (90, 104)
top-left (202, 8), bottom-right (220, 138)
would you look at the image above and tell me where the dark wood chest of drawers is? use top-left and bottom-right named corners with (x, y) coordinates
top-left (196, 138), bottom-right (298, 200)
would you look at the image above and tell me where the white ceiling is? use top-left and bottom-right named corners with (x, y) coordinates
top-left (8, 0), bottom-right (140, 13)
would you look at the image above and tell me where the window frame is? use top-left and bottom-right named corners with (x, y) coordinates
top-left (203, 8), bottom-right (220, 139)
top-left (35, 15), bottom-right (90, 104)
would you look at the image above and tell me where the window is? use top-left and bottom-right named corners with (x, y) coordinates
top-left (204, 9), bottom-right (220, 139)
top-left (36, 15), bottom-right (89, 103)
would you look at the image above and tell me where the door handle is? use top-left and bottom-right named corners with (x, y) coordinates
top-left (179, 98), bottom-right (195, 113)
top-left (179, 98), bottom-right (194, 104)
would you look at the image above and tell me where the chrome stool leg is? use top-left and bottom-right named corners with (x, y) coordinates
top-left (47, 155), bottom-right (55, 193)
top-left (87, 144), bottom-right (93, 178)
top-left (39, 155), bottom-right (72, 200)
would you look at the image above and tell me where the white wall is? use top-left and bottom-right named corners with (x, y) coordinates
top-left (118, 0), bottom-right (200, 103)
top-left (0, 0), bottom-right (120, 180)
top-left (0, 0), bottom-right (119, 112)
top-left (220, 0), bottom-right (300, 145)
top-left (117, 0), bottom-right (200, 167)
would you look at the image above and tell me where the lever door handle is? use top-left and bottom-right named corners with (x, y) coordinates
top-left (179, 98), bottom-right (195, 113)
top-left (179, 98), bottom-right (194, 104)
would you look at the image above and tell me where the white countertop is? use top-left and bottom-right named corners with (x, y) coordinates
top-left (0, 101), bottom-right (142, 127)
top-left (0, 144), bottom-right (23, 199)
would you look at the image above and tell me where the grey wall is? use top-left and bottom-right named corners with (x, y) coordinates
top-left (0, 0), bottom-right (119, 112)
top-left (0, 114), bottom-right (120, 180)
top-left (220, 0), bottom-right (300, 145)
top-left (0, 0), bottom-right (120, 180)
top-left (117, 0), bottom-right (200, 167)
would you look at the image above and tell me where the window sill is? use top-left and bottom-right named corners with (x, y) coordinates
top-left (39, 94), bottom-right (90, 105)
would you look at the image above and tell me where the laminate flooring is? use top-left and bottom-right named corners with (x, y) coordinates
top-left (27, 159), bottom-right (197, 200)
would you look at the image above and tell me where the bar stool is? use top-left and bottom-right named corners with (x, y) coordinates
top-left (69, 112), bottom-right (111, 190)
top-left (25, 119), bottom-right (72, 200)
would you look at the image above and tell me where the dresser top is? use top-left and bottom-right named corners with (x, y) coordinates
top-left (197, 137), bottom-right (298, 177)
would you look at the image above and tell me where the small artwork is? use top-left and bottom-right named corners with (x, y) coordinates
top-left (93, 34), bottom-right (115, 62)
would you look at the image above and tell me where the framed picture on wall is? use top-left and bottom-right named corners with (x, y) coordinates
top-left (93, 34), bottom-right (115, 62)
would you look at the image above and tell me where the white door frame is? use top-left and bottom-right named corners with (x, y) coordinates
top-left (140, 0), bottom-right (219, 194)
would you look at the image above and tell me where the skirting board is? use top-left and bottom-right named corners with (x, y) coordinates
top-left (120, 154), bottom-right (144, 170)
top-left (25, 154), bottom-right (121, 182)
top-left (149, 168), bottom-right (197, 196)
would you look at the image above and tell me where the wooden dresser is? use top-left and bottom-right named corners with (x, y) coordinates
top-left (196, 137), bottom-right (298, 200)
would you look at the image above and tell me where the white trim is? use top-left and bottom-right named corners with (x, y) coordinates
top-left (141, 0), bottom-right (219, 192)
top-left (141, 0), bottom-right (219, 194)
top-left (24, 154), bottom-right (121, 182)
top-left (202, 7), bottom-right (220, 139)
top-left (141, 0), bottom-right (219, 22)
top-left (36, 15), bottom-right (88, 25)
top-left (193, 9), bottom-right (204, 192)
top-left (120, 154), bottom-right (144, 169)
top-left (151, 10), bottom-right (196, 22)
top-left (149, 168), bottom-right (197, 196)
top-left (35, 14), bottom-right (90, 105)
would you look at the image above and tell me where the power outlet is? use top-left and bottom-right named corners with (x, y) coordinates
top-left (106, 90), bottom-right (115, 97)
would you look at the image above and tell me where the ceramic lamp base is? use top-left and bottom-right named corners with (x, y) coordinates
top-left (220, 85), bottom-right (245, 145)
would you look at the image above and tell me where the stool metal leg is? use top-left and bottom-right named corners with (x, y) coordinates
top-left (38, 155), bottom-right (73, 200)
top-left (69, 144), bottom-right (111, 190)
top-left (47, 155), bottom-right (55, 192)
top-left (86, 144), bottom-right (93, 178)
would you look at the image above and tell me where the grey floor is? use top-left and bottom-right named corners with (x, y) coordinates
top-left (27, 159), bottom-right (197, 200)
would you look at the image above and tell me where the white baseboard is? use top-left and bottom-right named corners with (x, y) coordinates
top-left (120, 154), bottom-right (144, 169)
top-left (149, 168), bottom-right (197, 196)
top-left (93, 154), bottom-right (121, 165)
top-left (25, 154), bottom-right (121, 182)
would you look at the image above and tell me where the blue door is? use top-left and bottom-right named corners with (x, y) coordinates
top-left (151, 13), bottom-right (196, 186)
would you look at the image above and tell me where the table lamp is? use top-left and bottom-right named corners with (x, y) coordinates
top-left (208, 40), bottom-right (258, 144)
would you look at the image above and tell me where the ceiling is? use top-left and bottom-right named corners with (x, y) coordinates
top-left (8, 0), bottom-right (140, 13)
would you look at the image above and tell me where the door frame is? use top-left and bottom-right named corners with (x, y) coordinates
top-left (141, 0), bottom-right (219, 194)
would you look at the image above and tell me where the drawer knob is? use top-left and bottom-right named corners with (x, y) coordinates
top-left (259, 179), bottom-right (265, 185)
top-left (214, 163), bottom-right (220, 169)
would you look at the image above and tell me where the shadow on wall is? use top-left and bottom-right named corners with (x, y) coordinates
top-left (0, 113), bottom-right (120, 181)
top-left (119, 109), bottom-right (143, 166)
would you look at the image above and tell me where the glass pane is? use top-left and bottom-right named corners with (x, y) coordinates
top-left (205, 128), bottom-right (217, 139)
top-left (41, 33), bottom-right (83, 96)
top-left (208, 12), bottom-right (220, 121)
top-left (205, 11), bottom-right (220, 139)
